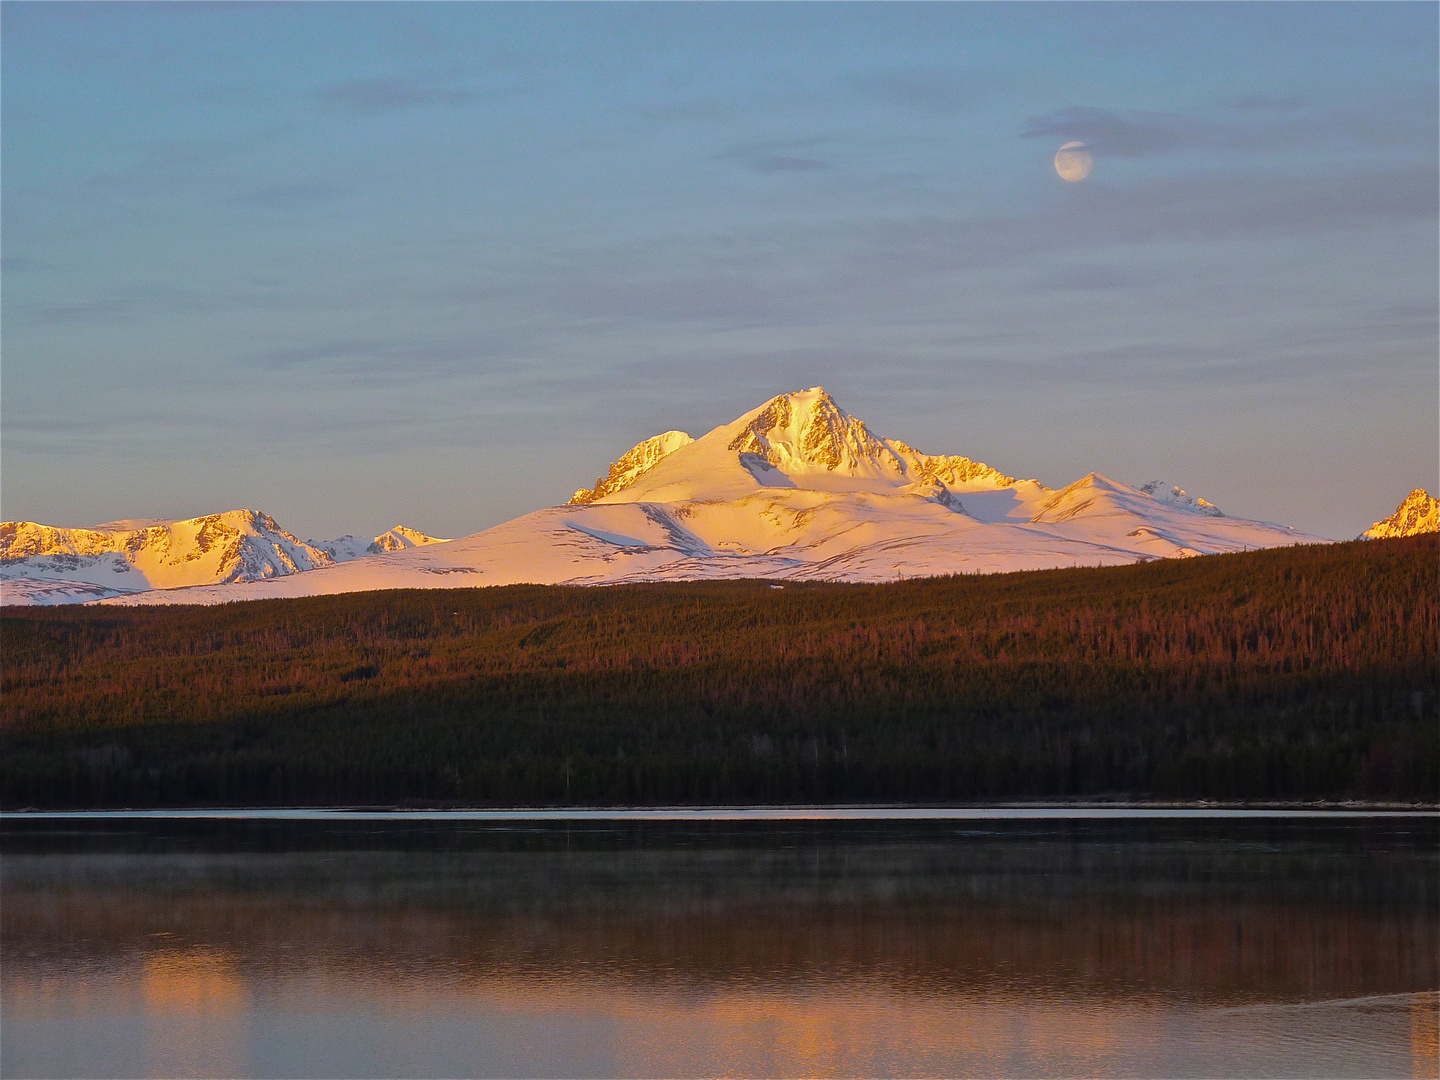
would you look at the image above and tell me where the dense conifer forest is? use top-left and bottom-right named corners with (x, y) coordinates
top-left (2, 535), bottom-right (1435, 808)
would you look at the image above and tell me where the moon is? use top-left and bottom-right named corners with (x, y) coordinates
top-left (1054, 141), bottom-right (1094, 182)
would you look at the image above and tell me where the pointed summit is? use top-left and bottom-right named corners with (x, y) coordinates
top-left (569, 386), bottom-right (1016, 505)
top-left (1360, 488), bottom-right (1439, 539)
top-left (726, 387), bottom-right (903, 474)
top-left (368, 525), bottom-right (450, 554)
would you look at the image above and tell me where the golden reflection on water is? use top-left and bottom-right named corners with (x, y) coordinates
top-left (1414, 991), bottom-right (1440, 1079)
top-left (599, 990), bottom-right (1158, 1078)
top-left (7, 962), bottom-right (1426, 1079)
top-left (140, 949), bottom-right (244, 1079)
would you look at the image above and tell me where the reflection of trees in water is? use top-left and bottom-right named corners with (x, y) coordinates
top-left (4, 823), bottom-right (1435, 1003)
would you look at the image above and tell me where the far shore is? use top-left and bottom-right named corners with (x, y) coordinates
top-left (4, 802), bottom-right (1436, 821)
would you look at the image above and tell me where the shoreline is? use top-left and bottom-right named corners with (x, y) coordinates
top-left (4, 801), bottom-right (1436, 821)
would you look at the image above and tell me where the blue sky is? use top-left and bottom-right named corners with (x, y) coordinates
top-left (4, 2), bottom-right (1435, 540)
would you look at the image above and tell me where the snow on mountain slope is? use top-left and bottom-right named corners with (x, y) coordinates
top-left (0, 511), bottom-right (336, 605)
top-left (1, 577), bottom-right (139, 605)
top-left (1360, 488), bottom-right (1439, 539)
top-left (312, 526), bottom-right (451, 562)
top-left (90, 387), bottom-right (1326, 608)
top-left (309, 535), bottom-right (375, 563)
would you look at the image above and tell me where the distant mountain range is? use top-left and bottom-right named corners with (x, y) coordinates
top-left (1, 387), bottom-right (1431, 606)
top-left (0, 512), bottom-right (446, 605)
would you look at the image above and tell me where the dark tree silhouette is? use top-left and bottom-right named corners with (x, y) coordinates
top-left (3, 536), bottom-right (1435, 807)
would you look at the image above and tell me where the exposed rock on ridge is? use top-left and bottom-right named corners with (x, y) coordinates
top-left (1360, 488), bottom-right (1439, 539)
top-left (1140, 480), bottom-right (1223, 516)
top-left (570, 430), bottom-right (694, 504)
top-left (0, 510), bottom-right (334, 593)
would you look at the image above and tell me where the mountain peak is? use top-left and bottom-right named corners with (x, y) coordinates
top-left (726, 387), bottom-right (896, 474)
top-left (1360, 488), bottom-right (1439, 539)
top-left (311, 525), bottom-right (451, 562)
top-left (570, 386), bottom-right (1018, 505)
top-left (368, 525), bottom-right (450, 554)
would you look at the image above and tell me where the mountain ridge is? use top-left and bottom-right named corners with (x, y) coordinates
top-left (0, 512), bottom-right (446, 604)
top-left (0, 387), bottom-right (1385, 606)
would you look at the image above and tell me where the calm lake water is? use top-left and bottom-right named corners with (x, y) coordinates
top-left (2, 812), bottom-right (1436, 1078)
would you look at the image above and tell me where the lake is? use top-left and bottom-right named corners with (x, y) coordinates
top-left (2, 810), bottom-right (1435, 1078)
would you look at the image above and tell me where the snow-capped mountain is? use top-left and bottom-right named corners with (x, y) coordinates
top-left (72, 387), bottom-right (1329, 608)
top-left (0, 512), bottom-right (448, 605)
top-left (310, 526), bottom-right (451, 562)
top-left (0, 510), bottom-right (334, 604)
top-left (1359, 489), bottom-right (1439, 540)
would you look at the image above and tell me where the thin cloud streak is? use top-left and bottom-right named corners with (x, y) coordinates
top-left (852, 68), bottom-right (980, 114)
top-left (229, 183), bottom-right (344, 210)
top-left (317, 77), bottom-right (477, 115)
top-left (1023, 107), bottom-right (1193, 158)
top-left (1023, 102), bottom-right (1436, 158)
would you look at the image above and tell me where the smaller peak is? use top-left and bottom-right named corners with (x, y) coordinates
top-left (385, 524), bottom-right (448, 543)
top-left (1030, 473), bottom-right (1132, 523)
top-left (569, 430), bottom-right (694, 504)
top-left (368, 525), bottom-right (449, 554)
top-left (1361, 488), bottom-right (1439, 540)
top-left (1066, 472), bottom-right (1120, 491)
top-left (1140, 480), bottom-right (1223, 517)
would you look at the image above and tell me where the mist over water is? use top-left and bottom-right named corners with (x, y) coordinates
top-left (3, 817), bottom-right (1436, 1078)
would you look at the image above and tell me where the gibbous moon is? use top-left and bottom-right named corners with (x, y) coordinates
top-left (1054, 140), bottom-right (1094, 182)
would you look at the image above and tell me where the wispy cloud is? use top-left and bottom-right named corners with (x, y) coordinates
top-left (0, 256), bottom-right (48, 274)
top-left (885, 163), bottom-right (1437, 269)
top-left (852, 68), bottom-right (979, 114)
top-left (317, 77), bottom-right (476, 116)
top-left (1024, 99), bottom-right (1436, 158)
top-left (229, 182), bottom-right (343, 210)
top-left (16, 285), bottom-right (209, 326)
top-left (1023, 107), bottom-right (1195, 158)
top-left (720, 136), bottom-right (834, 175)
top-left (249, 334), bottom-right (520, 378)
top-left (1228, 94), bottom-right (1306, 111)
top-left (1029, 265), bottom-right (1148, 292)
top-left (751, 156), bottom-right (831, 174)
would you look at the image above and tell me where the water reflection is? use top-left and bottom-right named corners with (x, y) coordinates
top-left (3, 818), bottom-right (1436, 1078)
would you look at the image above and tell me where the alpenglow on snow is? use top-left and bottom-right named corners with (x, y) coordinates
top-left (3, 387), bottom-right (1331, 606)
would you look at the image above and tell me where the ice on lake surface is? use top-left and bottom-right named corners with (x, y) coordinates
top-left (2, 815), bottom-right (1436, 1078)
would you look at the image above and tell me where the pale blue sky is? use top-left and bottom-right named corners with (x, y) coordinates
top-left (4, 2), bottom-right (1435, 540)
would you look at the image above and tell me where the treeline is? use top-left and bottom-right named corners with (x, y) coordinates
top-left (2, 536), bottom-right (1435, 807)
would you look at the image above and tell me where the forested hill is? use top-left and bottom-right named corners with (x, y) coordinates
top-left (2, 535), bottom-right (1435, 808)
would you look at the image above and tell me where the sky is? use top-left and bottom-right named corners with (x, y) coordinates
top-left (3, 2), bottom-right (1436, 542)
